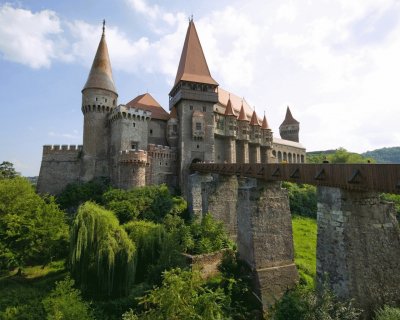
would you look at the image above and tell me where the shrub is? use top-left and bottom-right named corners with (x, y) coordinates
top-left (283, 182), bottom-right (317, 218)
top-left (375, 306), bottom-right (400, 320)
top-left (42, 276), bottom-right (94, 320)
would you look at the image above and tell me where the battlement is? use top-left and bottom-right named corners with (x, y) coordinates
top-left (109, 104), bottom-right (151, 123)
top-left (147, 144), bottom-right (177, 160)
top-left (43, 145), bottom-right (83, 154)
top-left (119, 149), bottom-right (148, 164)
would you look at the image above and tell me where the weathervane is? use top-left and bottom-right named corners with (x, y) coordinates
top-left (188, 14), bottom-right (193, 22)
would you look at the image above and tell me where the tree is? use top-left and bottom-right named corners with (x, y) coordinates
top-left (0, 161), bottom-right (19, 179)
top-left (70, 202), bottom-right (136, 297)
top-left (42, 276), bottom-right (94, 320)
top-left (103, 185), bottom-right (187, 223)
top-left (0, 178), bottom-right (68, 271)
top-left (134, 268), bottom-right (229, 320)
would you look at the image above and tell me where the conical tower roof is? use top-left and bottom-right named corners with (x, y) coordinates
top-left (280, 106), bottom-right (299, 126)
top-left (250, 110), bottom-right (260, 126)
top-left (82, 22), bottom-right (117, 95)
top-left (261, 113), bottom-right (270, 130)
top-left (224, 96), bottom-right (236, 117)
top-left (238, 103), bottom-right (249, 121)
top-left (174, 20), bottom-right (218, 86)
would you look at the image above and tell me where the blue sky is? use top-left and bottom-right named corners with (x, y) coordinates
top-left (1, 0), bottom-right (400, 176)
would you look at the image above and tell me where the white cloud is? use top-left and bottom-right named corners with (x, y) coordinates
top-left (0, 4), bottom-right (70, 68)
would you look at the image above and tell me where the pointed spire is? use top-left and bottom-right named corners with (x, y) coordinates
top-left (82, 21), bottom-right (117, 95)
top-left (174, 20), bottom-right (218, 86)
top-left (262, 112), bottom-right (270, 130)
top-left (280, 106), bottom-right (299, 126)
top-left (224, 95), bottom-right (236, 117)
top-left (238, 102), bottom-right (249, 121)
top-left (250, 110), bottom-right (260, 126)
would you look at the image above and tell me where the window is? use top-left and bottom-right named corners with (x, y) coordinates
top-left (105, 98), bottom-right (107, 102)
top-left (131, 143), bottom-right (137, 150)
top-left (133, 122), bottom-right (136, 127)
top-left (190, 105), bottom-right (193, 110)
top-left (203, 106), bottom-right (206, 112)
top-left (196, 122), bottom-right (202, 130)
top-left (197, 144), bottom-right (200, 149)
top-left (173, 125), bottom-right (177, 132)
top-left (96, 97), bottom-right (98, 101)
top-left (150, 129), bottom-right (153, 134)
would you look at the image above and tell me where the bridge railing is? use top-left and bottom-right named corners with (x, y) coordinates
top-left (190, 163), bottom-right (400, 194)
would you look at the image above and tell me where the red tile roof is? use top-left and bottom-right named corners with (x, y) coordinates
top-left (280, 106), bottom-right (299, 126)
top-left (238, 103), bottom-right (249, 121)
top-left (173, 20), bottom-right (218, 87)
top-left (250, 110), bottom-right (260, 126)
top-left (126, 93), bottom-right (169, 121)
top-left (262, 114), bottom-right (270, 130)
top-left (224, 96), bottom-right (236, 116)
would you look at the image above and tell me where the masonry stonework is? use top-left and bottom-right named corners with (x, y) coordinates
top-left (236, 178), bottom-right (299, 309)
top-left (317, 187), bottom-right (400, 317)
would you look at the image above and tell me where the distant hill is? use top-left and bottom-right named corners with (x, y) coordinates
top-left (362, 147), bottom-right (400, 164)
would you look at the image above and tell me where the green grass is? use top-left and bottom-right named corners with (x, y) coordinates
top-left (292, 215), bottom-right (317, 288)
top-left (0, 260), bottom-right (67, 319)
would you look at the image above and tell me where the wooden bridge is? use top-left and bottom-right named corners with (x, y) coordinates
top-left (190, 162), bottom-right (400, 194)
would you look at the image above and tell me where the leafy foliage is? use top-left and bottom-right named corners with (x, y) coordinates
top-left (42, 275), bottom-right (94, 320)
top-left (0, 161), bottom-right (19, 179)
top-left (271, 285), bottom-right (362, 320)
top-left (102, 185), bottom-right (187, 224)
top-left (70, 202), bottom-right (135, 298)
top-left (130, 268), bottom-right (230, 320)
top-left (283, 182), bottom-right (317, 218)
top-left (0, 178), bottom-right (68, 270)
top-left (56, 178), bottom-right (110, 213)
top-left (374, 305), bottom-right (400, 320)
top-left (187, 213), bottom-right (232, 255)
top-left (381, 193), bottom-right (400, 222)
top-left (124, 220), bottom-right (166, 282)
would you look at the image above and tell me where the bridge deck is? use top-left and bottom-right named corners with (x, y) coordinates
top-left (190, 163), bottom-right (400, 194)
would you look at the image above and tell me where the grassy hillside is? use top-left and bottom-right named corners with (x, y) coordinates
top-left (292, 215), bottom-right (317, 288)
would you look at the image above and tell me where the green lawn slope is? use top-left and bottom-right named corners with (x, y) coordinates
top-left (292, 215), bottom-right (317, 288)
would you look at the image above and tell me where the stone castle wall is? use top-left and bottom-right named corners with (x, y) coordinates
top-left (37, 145), bottom-right (82, 194)
top-left (147, 144), bottom-right (177, 187)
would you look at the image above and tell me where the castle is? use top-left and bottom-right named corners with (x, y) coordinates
top-left (37, 19), bottom-right (306, 195)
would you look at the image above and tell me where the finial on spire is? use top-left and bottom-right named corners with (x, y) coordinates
top-left (102, 19), bottom-right (106, 35)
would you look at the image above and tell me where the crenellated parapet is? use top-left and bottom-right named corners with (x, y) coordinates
top-left (119, 149), bottom-right (148, 165)
top-left (43, 144), bottom-right (83, 154)
top-left (109, 104), bottom-right (151, 123)
top-left (147, 144), bottom-right (177, 160)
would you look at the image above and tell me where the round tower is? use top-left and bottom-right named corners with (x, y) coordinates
top-left (81, 21), bottom-right (118, 181)
top-left (279, 106), bottom-right (299, 142)
top-left (166, 106), bottom-right (178, 148)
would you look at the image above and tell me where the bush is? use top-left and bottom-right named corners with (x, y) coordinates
top-left (271, 285), bottom-right (362, 320)
top-left (42, 276), bottom-right (94, 320)
top-left (375, 306), bottom-right (400, 320)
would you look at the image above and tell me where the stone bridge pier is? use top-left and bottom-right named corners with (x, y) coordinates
top-left (237, 178), bottom-right (299, 309)
top-left (317, 187), bottom-right (400, 317)
top-left (188, 173), bottom-right (299, 309)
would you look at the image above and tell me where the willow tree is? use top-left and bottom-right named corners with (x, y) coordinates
top-left (70, 202), bottom-right (135, 297)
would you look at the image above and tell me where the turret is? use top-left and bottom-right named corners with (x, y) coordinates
top-left (224, 96), bottom-right (237, 137)
top-left (236, 103), bottom-right (250, 164)
top-left (279, 106), bottom-right (299, 142)
top-left (81, 21), bottom-right (118, 181)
